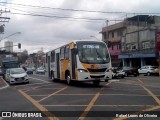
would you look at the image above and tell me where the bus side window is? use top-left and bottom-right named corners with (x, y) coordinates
top-left (60, 47), bottom-right (65, 59)
top-left (51, 51), bottom-right (55, 62)
top-left (46, 54), bottom-right (48, 63)
top-left (64, 45), bottom-right (69, 59)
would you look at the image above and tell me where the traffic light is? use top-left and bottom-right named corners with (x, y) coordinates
top-left (18, 43), bottom-right (21, 49)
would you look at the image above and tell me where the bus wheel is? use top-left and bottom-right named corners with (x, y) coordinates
top-left (66, 74), bottom-right (72, 85)
top-left (93, 80), bottom-right (100, 86)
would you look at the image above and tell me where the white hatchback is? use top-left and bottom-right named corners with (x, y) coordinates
top-left (138, 66), bottom-right (158, 76)
top-left (5, 68), bottom-right (29, 85)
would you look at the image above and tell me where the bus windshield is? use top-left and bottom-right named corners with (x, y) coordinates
top-left (77, 41), bottom-right (110, 64)
top-left (2, 62), bottom-right (18, 69)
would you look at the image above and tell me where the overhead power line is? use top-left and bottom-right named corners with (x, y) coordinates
top-left (2, 2), bottom-right (160, 15)
top-left (10, 12), bottom-right (123, 22)
top-left (10, 8), bottom-right (123, 22)
top-left (0, 2), bottom-right (126, 14)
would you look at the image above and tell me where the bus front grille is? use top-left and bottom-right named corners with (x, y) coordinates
top-left (90, 75), bottom-right (105, 78)
top-left (87, 68), bottom-right (107, 72)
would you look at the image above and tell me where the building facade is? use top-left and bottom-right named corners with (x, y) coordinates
top-left (120, 28), bottom-right (159, 67)
top-left (5, 41), bottom-right (13, 52)
top-left (101, 21), bottom-right (126, 67)
top-left (101, 15), bottom-right (160, 67)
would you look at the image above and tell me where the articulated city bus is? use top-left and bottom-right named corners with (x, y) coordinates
top-left (46, 40), bottom-right (112, 85)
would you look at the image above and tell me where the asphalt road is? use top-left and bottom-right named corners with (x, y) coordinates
top-left (0, 73), bottom-right (160, 120)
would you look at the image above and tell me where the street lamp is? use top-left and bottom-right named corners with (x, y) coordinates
top-left (0, 32), bottom-right (21, 42)
top-left (90, 35), bottom-right (100, 41)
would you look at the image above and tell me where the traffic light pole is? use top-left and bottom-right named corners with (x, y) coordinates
top-left (0, 43), bottom-right (21, 49)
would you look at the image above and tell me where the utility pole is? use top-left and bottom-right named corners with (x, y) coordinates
top-left (0, 4), bottom-right (10, 33)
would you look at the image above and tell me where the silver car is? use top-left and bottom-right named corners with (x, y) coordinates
top-left (35, 67), bottom-right (45, 74)
top-left (138, 66), bottom-right (158, 76)
top-left (5, 68), bottom-right (29, 85)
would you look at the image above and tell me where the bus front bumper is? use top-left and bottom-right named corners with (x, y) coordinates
top-left (77, 71), bottom-right (112, 81)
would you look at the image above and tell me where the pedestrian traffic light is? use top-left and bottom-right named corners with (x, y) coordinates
top-left (18, 43), bottom-right (21, 49)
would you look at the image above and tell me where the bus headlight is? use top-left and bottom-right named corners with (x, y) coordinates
top-left (78, 69), bottom-right (88, 73)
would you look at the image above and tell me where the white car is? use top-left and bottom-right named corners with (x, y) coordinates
top-left (138, 66), bottom-right (158, 76)
top-left (5, 68), bottom-right (29, 85)
top-left (112, 68), bottom-right (125, 78)
top-left (36, 67), bottom-right (45, 74)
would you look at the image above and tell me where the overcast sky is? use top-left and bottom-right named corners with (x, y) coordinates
top-left (1, 0), bottom-right (160, 54)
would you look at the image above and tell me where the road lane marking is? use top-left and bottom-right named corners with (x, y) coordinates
top-left (18, 90), bottom-right (59, 120)
top-left (112, 79), bottom-right (160, 120)
top-left (38, 87), bottom-right (68, 102)
top-left (109, 79), bottom-right (120, 82)
top-left (33, 84), bottom-right (57, 89)
top-left (139, 84), bottom-right (160, 105)
top-left (29, 77), bottom-right (50, 83)
top-left (137, 79), bottom-right (144, 84)
top-left (44, 93), bottom-right (156, 96)
top-left (30, 94), bottom-right (51, 96)
top-left (14, 82), bottom-right (50, 88)
top-left (0, 77), bottom-right (9, 90)
top-left (138, 79), bottom-right (160, 105)
top-left (141, 105), bottom-right (160, 111)
top-left (101, 81), bottom-right (112, 90)
top-left (115, 81), bottom-right (139, 85)
top-left (78, 92), bottom-right (100, 120)
top-left (43, 104), bottom-right (155, 107)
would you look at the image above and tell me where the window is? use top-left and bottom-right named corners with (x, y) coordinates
top-left (112, 32), bottom-right (114, 38)
top-left (60, 47), bottom-right (65, 59)
top-left (142, 42), bottom-right (150, 49)
top-left (77, 42), bottom-right (110, 64)
top-left (112, 45), bottom-right (114, 50)
top-left (117, 44), bottom-right (121, 49)
top-left (51, 51), bottom-right (55, 62)
top-left (103, 32), bottom-right (107, 39)
top-left (126, 44), bottom-right (130, 51)
top-left (64, 45), bottom-right (69, 59)
top-left (131, 44), bottom-right (137, 50)
top-left (117, 29), bottom-right (123, 37)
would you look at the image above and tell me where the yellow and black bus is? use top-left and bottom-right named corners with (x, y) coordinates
top-left (46, 40), bottom-right (112, 85)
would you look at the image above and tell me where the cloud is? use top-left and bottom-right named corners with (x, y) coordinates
top-left (1, 0), bottom-right (160, 54)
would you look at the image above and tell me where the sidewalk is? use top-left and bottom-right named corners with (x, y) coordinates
top-left (0, 76), bottom-right (9, 90)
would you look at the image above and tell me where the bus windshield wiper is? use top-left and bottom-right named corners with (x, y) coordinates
top-left (95, 49), bottom-right (105, 63)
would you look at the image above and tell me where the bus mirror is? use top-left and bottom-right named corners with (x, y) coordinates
top-left (104, 41), bottom-right (111, 48)
top-left (75, 48), bottom-right (78, 54)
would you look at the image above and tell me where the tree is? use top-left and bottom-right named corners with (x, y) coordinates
top-left (17, 51), bottom-right (28, 65)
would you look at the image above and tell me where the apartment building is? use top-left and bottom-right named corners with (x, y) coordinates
top-left (101, 21), bottom-right (126, 67)
top-left (101, 15), bottom-right (160, 67)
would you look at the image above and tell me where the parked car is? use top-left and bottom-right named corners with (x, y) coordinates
top-left (112, 67), bottom-right (125, 78)
top-left (120, 67), bottom-right (139, 77)
top-left (36, 67), bottom-right (45, 74)
top-left (26, 68), bottom-right (34, 74)
top-left (138, 65), bottom-right (159, 76)
top-left (5, 68), bottom-right (29, 85)
top-left (31, 67), bottom-right (36, 71)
